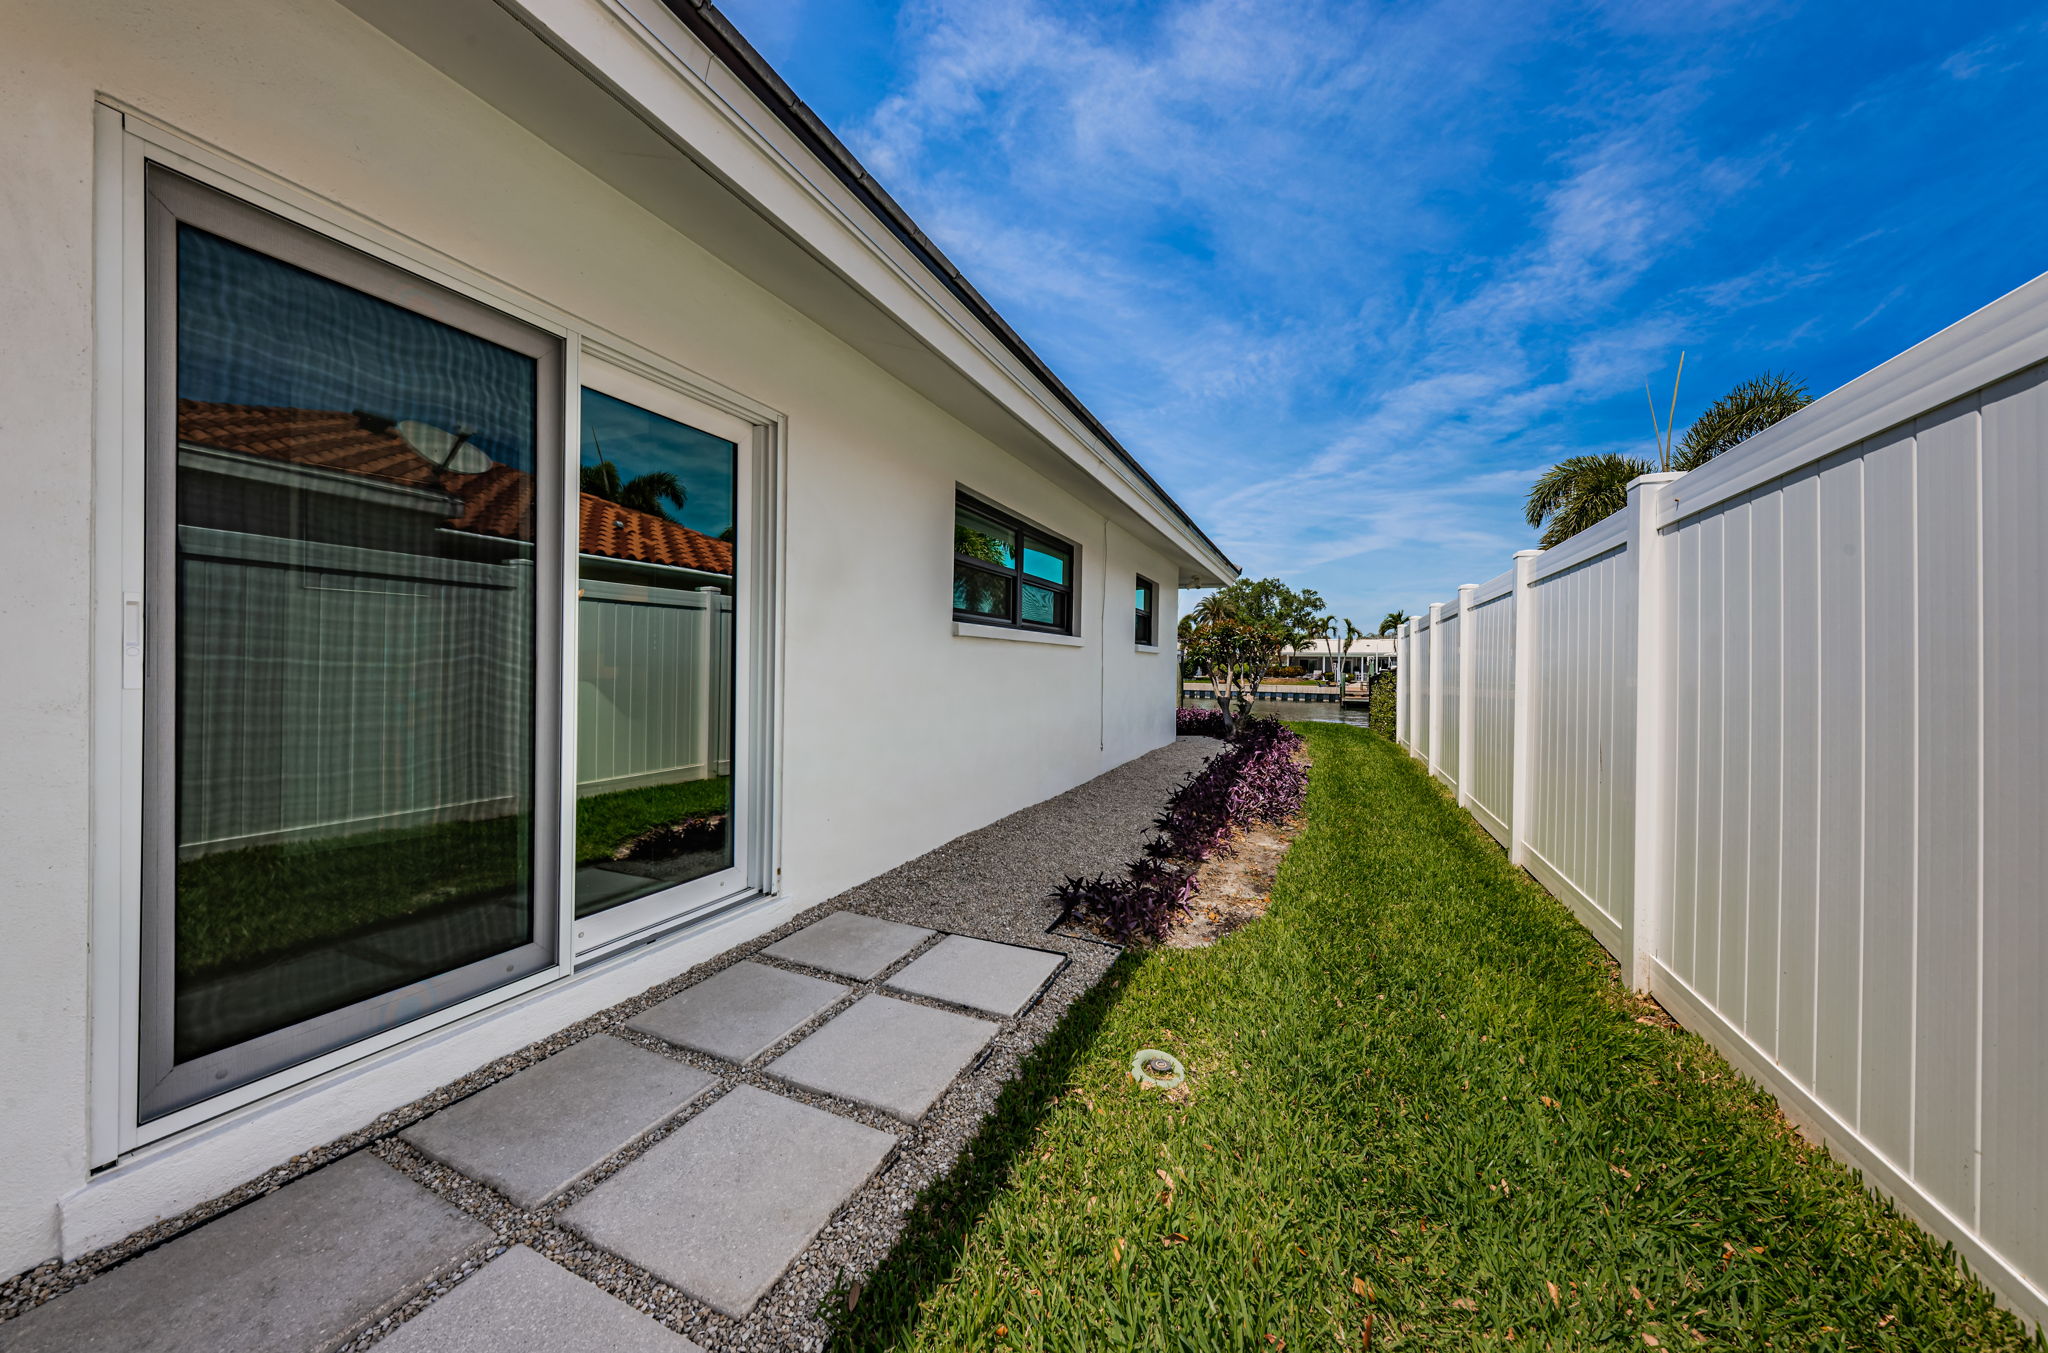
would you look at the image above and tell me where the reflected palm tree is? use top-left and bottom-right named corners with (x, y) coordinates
top-left (582, 458), bottom-right (688, 523)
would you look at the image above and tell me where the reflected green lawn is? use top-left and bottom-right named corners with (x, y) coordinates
top-left (575, 776), bottom-right (731, 864)
top-left (175, 777), bottom-right (733, 981)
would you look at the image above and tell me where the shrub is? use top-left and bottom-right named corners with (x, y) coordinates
top-left (1266, 665), bottom-right (1307, 680)
top-left (1175, 706), bottom-right (1229, 738)
top-left (1055, 716), bottom-right (1307, 942)
top-left (1367, 670), bottom-right (1397, 739)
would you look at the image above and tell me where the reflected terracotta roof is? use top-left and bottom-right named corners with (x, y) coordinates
top-left (578, 494), bottom-right (732, 574)
top-left (177, 400), bottom-right (437, 488)
top-left (178, 400), bottom-right (731, 574)
top-left (444, 463), bottom-right (533, 541)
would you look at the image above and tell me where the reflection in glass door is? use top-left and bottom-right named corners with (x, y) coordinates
top-left (573, 388), bottom-right (740, 926)
top-left (140, 170), bottom-right (560, 1119)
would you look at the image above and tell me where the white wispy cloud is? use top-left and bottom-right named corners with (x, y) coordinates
top-left (766, 0), bottom-right (2048, 617)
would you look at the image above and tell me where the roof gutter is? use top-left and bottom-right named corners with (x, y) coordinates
top-left (658, 0), bottom-right (1237, 578)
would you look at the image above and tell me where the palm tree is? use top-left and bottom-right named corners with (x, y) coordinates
top-left (1671, 372), bottom-right (1810, 471)
top-left (1377, 610), bottom-right (1408, 636)
top-left (1524, 372), bottom-right (1812, 549)
top-left (1337, 617), bottom-right (1364, 687)
top-left (1523, 453), bottom-right (1655, 549)
top-left (582, 459), bottom-right (688, 523)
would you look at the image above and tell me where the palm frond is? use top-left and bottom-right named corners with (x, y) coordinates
top-left (617, 471), bottom-right (688, 522)
top-left (1672, 372), bottom-right (1811, 472)
top-left (1524, 454), bottom-right (1654, 550)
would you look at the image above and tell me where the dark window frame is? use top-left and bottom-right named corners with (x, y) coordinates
top-left (1135, 574), bottom-right (1157, 646)
top-left (952, 490), bottom-right (1076, 635)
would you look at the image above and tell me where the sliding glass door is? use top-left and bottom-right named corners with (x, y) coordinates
top-left (139, 170), bottom-right (561, 1118)
top-left (570, 370), bottom-right (751, 953)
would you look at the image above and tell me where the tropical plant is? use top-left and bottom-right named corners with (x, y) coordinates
top-left (1377, 610), bottom-right (1408, 636)
top-left (1525, 372), bottom-right (1813, 550)
top-left (1053, 716), bottom-right (1307, 942)
top-left (1523, 453), bottom-right (1656, 549)
top-left (1178, 578), bottom-right (1329, 731)
top-left (1367, 669), bottom-right (1398, 738)
top-left (582, 459), bottom-right (688, 523)
top-left (1671, 372), bottom-right (1811, 471)
top-left (1338, 618), bottom-right (1364, 687)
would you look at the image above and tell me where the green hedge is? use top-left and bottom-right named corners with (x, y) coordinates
top-left (1367, 669), bottom-right (1397, 738)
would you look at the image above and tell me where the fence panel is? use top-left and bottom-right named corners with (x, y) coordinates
top-left (1520, 533), bottom-right (1636, 953)
top-left (1410, 613), bottom-right (1433, 767)
top-left (1394, 273), bottom-right (2048, 1328)
top-left (1464, 575), bottom-right (1516, 845)
top-left (1435, 603), bottom-right (1461, 790)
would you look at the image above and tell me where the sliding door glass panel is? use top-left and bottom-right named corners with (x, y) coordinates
top-left (143, 170), bottom-right (558, 1117)
top-left (575, 389), bottom-right (738, 918)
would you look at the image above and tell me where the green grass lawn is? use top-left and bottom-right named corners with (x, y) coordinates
top-left (830, 723), bottom-right (2037, 1351)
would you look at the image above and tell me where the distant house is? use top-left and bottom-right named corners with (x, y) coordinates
top-left (0, 0), bottom-right (1235, 1275)
top-left (1279, 635), bottom-right (1397, 681)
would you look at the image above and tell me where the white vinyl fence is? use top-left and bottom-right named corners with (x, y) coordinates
top-left (1395, 274), bottom-right (2048, 1330)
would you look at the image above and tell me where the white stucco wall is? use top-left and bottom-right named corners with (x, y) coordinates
top-left (0, 0), bottom-right (1202, 1274)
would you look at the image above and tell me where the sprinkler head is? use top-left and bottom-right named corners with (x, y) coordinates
top-left (1129, 1048), bottom-right (1187, 1090)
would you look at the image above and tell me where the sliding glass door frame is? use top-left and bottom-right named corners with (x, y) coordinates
top-left (566, 357), bottom-right (763, 959)
top-left (136, 168), bottom-right (567, 1120)
top-left (96, 113), bottom-right (784, 1154)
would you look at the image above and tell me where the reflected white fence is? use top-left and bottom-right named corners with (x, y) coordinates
top-left (180, 546), bottom-right (733, 853)
top-left (1395, 276), bottom-right (2048, 1329)
top-left (576, 580), bottom-right (732, 797)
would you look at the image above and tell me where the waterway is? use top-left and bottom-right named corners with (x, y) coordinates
top-left (1179, 695), bottom-right (1374, 728)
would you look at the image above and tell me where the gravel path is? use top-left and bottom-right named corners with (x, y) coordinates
top-left (0, 738), bottom-right (1215, 1352)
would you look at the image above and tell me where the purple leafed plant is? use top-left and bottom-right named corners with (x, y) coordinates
top-left (1175, 706), bottom-right (1230, 738)
top-left (1055, 716), bottom-right (1308, 942)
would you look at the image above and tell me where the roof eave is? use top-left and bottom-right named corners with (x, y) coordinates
top-left (657, 0), bottom-right (1238, 583)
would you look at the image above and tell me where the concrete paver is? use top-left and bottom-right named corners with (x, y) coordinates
top-left (401, 1036), bottom-right (715, 1209)
top-left (0, 1154), bottom-right (485, 1353)
top-left (759, 912), bottom-right (932, 980)
top-left (884, 934), bottom-right (1064, 1017)
top-left (766, 994), bottom-right (997, 1122)
top-left (627, 962), bottom-right (846, 1065)
top-left (371, 1245), bottom-right (702, 1352)
top-left (560, 1086), bottom-right (894, 1318)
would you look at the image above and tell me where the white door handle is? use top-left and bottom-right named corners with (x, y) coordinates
top-left (122, 592), bottom-right (143, 690)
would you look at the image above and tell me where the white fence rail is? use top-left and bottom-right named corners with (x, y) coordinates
top-left (1395, 275), bottom-right (2048, 1330)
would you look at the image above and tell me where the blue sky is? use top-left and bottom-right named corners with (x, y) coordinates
top-left (721, 0), bottom-right (2048, 624)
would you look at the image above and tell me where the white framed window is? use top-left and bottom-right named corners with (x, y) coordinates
top-left (92, 109), bottom-right (784, 1151)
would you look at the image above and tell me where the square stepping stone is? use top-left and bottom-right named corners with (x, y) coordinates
top-left (628, 961), bottom-right (847, 1065)
top-left (766, 994), bottom-right (997, 1122)
top-left (372, 1245), bottom-right (702, 1352)
top-left (401, 1035), bottom-right (715, 1209)
top-left (760, 911), bottom-right (933, 980)
top-left (884, 935), bottom-right (1065, 1017)
top-left (560, 1085), bottom-right (893, 1317)
top-left (0, 1153), bottom-right (485, 1353)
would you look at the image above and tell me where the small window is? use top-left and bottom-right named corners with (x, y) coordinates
top-left (953, 492), bottom-right (1073, 633)
top-left (1135, 575), bottom-right (1157, 646)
